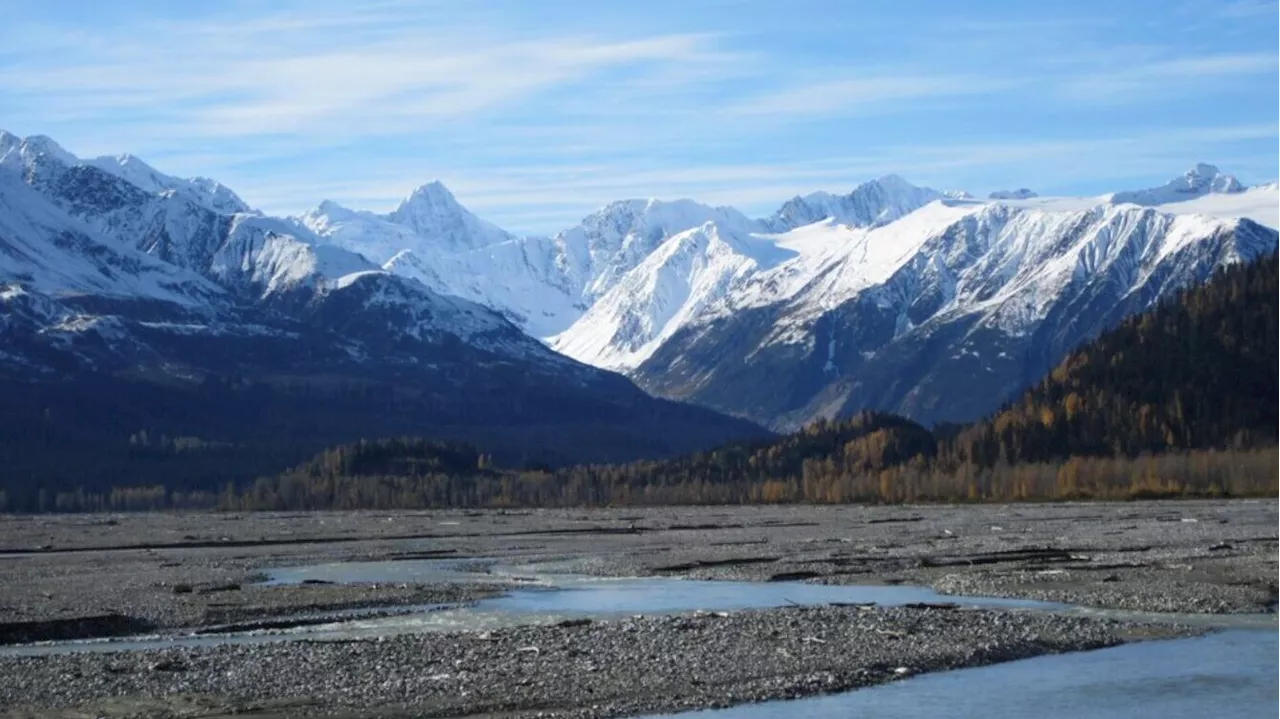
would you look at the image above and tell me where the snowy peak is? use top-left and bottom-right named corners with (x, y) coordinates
top-left (0, 130), bottom-right (249, 217)
top-left (989, 188), bottom-right (1039, 200)
top-left (385, 180), bottom-right (513, 252)
top-left (577, 197), bottom-right (757, 242)
top-left (315, 198), bottom-right (356, 217)
top-left (1109, 163), bottom-right (1244, 206)
top-left (1180, 163), bottom-right (1243, 194)
top-left (767, 175), bottom-right (943, 231)
top-left (551, 221), bottom-right (766, 370)
top-left (15, 134), bottom-right (79, 168)
top-left (0, 132), bottom-right (80, 177)
top-left (392, 180), bottom-right (460, 217)
top-left (559, 197), bottom-right (762, 305)
top-left (88, 153), bottom-right (250, 214)
top-left (300, 199), bottom-right (369, 231)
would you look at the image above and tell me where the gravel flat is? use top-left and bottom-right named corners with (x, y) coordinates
top-left (0, 500), bottom-right (1273, 717)
top-left (0, 605), bottom-right (1194, 718)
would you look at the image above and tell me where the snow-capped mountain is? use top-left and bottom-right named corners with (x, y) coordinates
top-left (989, 188), bottom-right (1038, 200)
top-left (87, 154), bottom-right (249, 215)
top-left (300, 182), bottom-right (515, 262)
top-left (549, 221), bottom-right (792, 370)
top-left (0, 130), bottom-right (765, 470)
top-left (1107, 163), bottom-right (1243, 205)
top-left (301, 194), bottom-right (762, 337)
top-left (289, 157), bottom-right (1276, 429)
top-left (5, 127), bottom-right (1275, 438)
top-left (765, 175), bottom-right (943, 231)
top-left (633, 199), bottom-right (1276, 429)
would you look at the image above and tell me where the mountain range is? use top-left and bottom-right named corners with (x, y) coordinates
top-left (0, 130), bottom-right (767, 503)
top-left (1, 129), bottom-right (1277, 493)
top-left (294, 155), bottom-right (1278, 430)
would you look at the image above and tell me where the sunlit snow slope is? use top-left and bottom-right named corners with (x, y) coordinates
top-left (292, 158), bottom-right (1275, 428)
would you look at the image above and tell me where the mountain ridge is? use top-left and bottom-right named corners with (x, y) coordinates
top-left (3, 127), bottom-right (1276, 439)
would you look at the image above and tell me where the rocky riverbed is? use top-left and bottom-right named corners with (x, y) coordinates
top-left (0, 605), bottom-right (1194, 718)
top-left (0, 500), bottom-right (1274, 717)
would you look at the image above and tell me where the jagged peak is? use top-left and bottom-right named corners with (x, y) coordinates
top-left (1179, 162), bottom-right (1242, 193)
top-left (83, 151), bottom-right (250, 213)
top-left (1107, 163), bottom-right (1246, 207)
top-left (384, 180), bottom-right (511, 251)
top-left (310, 198), bottom-right (360, 219)
top-left (867, 173), bottom-right (915, 191)
top-left (768, 174), bottom-right (941, 232)
top-left (989, 188), bottom-right (1039, 200)
top-left (576, 196), bottom-right (749, 231)
top-left (393, 179), bottom-right (462, 213)
top-left (17, 133), bottom-right (78, 166)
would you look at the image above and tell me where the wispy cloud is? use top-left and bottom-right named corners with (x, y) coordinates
top-left (729, 75), bottom-right (1017, 118)
top-left (1214, 0), bottom-right (1279, 18)
top-left (217, 122), bottom-right (1279, 230)
top-left (0, 16), bottom-right (736, 142)
top-left (0, 0), bottom-right (1275, 232)
top-left (1060, 52), bottom-right (1278, 100)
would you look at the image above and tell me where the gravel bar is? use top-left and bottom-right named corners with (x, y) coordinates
top-left (0, 604), bottom-right (1195, 718)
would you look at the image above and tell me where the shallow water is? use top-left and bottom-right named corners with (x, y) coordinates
top-left (642, 629), bottom-right (1279, 719)
top-left (0, 559), bottom-right (1061, 655)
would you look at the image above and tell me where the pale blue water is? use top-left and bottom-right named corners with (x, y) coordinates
top-left (0, 561), bottom-right (1063, 655)
top-left (641, 629), bottom-right (1279, 719)
top-left (265, 557), bottom-right (1064, 613)
top-left (4, 549), bottom-right (1275, 719)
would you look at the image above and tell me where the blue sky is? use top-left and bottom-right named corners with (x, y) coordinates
top-left (1, 0), bottom-right (1276, 233)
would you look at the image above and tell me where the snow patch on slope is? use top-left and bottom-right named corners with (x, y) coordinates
top-left (550, 222), bottom-right (788, 369)
top-left (1154, 182), bottom-right (1279, 229)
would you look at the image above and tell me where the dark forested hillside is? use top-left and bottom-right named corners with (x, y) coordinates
top-left (940, 252), bottom-right (1278, 466)
top-left (231, 413), bottom-right (944, 510)
top-left (0, 367), bottom-right (769, 512)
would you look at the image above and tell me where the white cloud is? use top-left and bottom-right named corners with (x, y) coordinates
top-left (5, 36), bottom-right (729, 136)
top-left (1215, 0), bottom-right (1280, 18)
top-left (2, 1), bottom-right (1274, 233)
top-left (729, 75), bottom-right (1017, 117)
top-left (1060, 52), bottom-right (1278, 100)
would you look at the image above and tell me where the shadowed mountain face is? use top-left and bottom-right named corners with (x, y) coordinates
top-left (633, 205), bottom-right (1277, 429)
